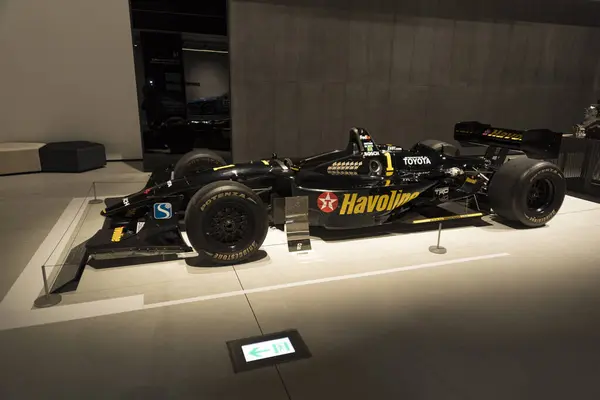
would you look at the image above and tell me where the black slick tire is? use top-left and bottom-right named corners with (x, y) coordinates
top-left (184, 181), bottom-right (268, 265)
top-left (173, 149), bottom-right (227, 179)
top-left (488, 157), bottom-right (566, 228)
top-left (417, 140), bottom-right (460, 157)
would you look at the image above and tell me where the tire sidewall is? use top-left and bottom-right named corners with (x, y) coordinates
top-left (184, 156), bottom-right (223, 173)
top-left (514, 164), bottom-right (565, 227)
top-left (174, 150), bottom-right (226, 178)
top-left (186, 183), bottom-right (268, 264)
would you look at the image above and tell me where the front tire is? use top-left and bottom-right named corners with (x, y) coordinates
top-left (488, 158), bottom-right (566, 227)
top-left (184, 181), bottom-right (269, 265)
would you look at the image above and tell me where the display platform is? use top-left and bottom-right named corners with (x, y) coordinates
top-left (45, 195), bottom-right (491, 305)
top-left (1, 189), bottom-right (599, 331)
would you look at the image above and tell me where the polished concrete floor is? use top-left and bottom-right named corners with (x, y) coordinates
top-left (1, 162), bottom-right (600, 399)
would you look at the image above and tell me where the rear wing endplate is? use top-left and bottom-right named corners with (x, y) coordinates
top-left (454, 121), bottom-right (564, 159)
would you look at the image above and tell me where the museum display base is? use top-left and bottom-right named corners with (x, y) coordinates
top-left (6, 193), bottom-right (589, 316)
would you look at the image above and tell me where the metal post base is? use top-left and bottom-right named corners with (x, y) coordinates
top-left (285, 196), bottom-right (312, 253)
top-left (429, 245), bottom-right (447, 255)
top-left (88, 199), bottom-right (103, 204)
top-left (34, 293), bottom-right (62, 308)
top-left (429, 222), bottom-right (446, 254)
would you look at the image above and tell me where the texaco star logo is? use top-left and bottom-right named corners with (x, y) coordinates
top-left (317, 192), bottom-right (338, 213)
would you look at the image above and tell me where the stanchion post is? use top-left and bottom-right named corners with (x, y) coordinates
top-left (429, 222), bottom-right (447, 254)
top-left (34, 265), bottom-right (62, 308)
top-left (473, 195), bottom-right (481, 211)
top-left (89, 181), bottom-right (103, 204)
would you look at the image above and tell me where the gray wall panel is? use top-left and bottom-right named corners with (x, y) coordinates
top-left (270, 6), bottom-right (296, 82)
top-left (293, 10), bottom-right (313, 83)
top-left (470, 22), bottom-right (494, 86)
top-left (230, 0), bottom-right (600, 161)
top-left (574, 27), bottom-right (598, 87)
top-left (503, 23), bottom-right (529, 87)
top-left (521, 24), bottom-right (545, 86)
top-left (553, 25), bottom-right (577, 87)
top-left (428, 19), bottom-right (455, 86)
top-left (306, 11), bottom-right (330, 83)
top-left (297, 82), bottom-right (324, 156)
top-left (364, 82), bottom-right (391, 139)
top-left (0, 0), bottom-right (141, 159)
top-left (390, 18), bottom-right (416, 85)
top-left (449, 21), bottom-right (477, 86)
top-left (272, 82), bottom-right (300, 155)
top-left (242, 81), bottom-right (276, 152)
top-left (538, 25), bottom-right (559, 86)
top-left (410, 19), bottom-right (436, 86)
top-left (367, 15), bottom-right (395, 85)
top-left (388, 85), bottom-right (430, 146)
top-left (346, 16), bottom-right (370, 83)
top-left (482, 22), bottom-right (512, 86)
top-left (343, 83), bottom-right (370, 129)
top-left (320, 10), bottom-right (349, 84)
top-left (240, 3), bottom-right (272, 82)
top-left (320, 83), bottom-right (347, 149)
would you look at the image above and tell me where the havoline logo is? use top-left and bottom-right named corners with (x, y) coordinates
top-left (339, 190), bottom-right (420, 215)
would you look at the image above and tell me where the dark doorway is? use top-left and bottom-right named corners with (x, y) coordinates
top-left (129, 0), bottom-right (230, 171)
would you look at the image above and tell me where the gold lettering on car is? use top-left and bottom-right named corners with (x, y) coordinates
top-left (339, 191), bottom-right (420, 215)
top-left (383, 152), bottom-right (394, 176)
top-left (484, 129), bottom-right (523, 142)
top-left (111, 227), bottom-right (124, 242)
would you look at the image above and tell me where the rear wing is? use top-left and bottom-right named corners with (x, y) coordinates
top-left (454, 121), bottom-right (564, 159)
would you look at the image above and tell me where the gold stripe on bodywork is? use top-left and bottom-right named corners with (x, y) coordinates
top-left (213, 164), bottom-right (234, 171)
top-left (412, 213), bottom-right (484, 224)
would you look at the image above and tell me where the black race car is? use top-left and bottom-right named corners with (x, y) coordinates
top-left (90, 122), bottom-right (566, 266)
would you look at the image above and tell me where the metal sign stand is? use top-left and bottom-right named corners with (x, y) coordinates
top-left (89, 182), bottom-right (103, 204)
top-left (33, 265), bottom-right (62, 308)
top-left (284, 196), bottom-right (312, 253)
top-left (428, 222), bottom-right (447, 254)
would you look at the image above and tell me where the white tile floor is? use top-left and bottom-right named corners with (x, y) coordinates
top-left (1, 163), bottom-right (600, 400)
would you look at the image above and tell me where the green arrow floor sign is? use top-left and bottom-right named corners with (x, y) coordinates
top-left (248, 347), bottom-right (270, 359)
top-left (241, 337), bottom-right (296, 362)
top-left (227, 329), bottom-right (312, 372)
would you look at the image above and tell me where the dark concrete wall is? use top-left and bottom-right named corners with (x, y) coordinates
top-left (229, 0), bottom-right (600, 161)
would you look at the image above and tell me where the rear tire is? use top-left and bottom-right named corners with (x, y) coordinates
top-left (184, 181), bottom-right (268, 265)
top-left (488, 158), bottom-right (565, 227)
top-left (417, 140), bottom-right (460, 157)
top-left (173, 149), bottom-right (226, 179)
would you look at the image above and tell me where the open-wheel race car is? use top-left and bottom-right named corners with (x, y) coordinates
top-left (88, 122), bottom-right (566, 266)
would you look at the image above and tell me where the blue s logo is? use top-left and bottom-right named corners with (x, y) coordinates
top-left (153, 203), bottom-right (173, 219)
